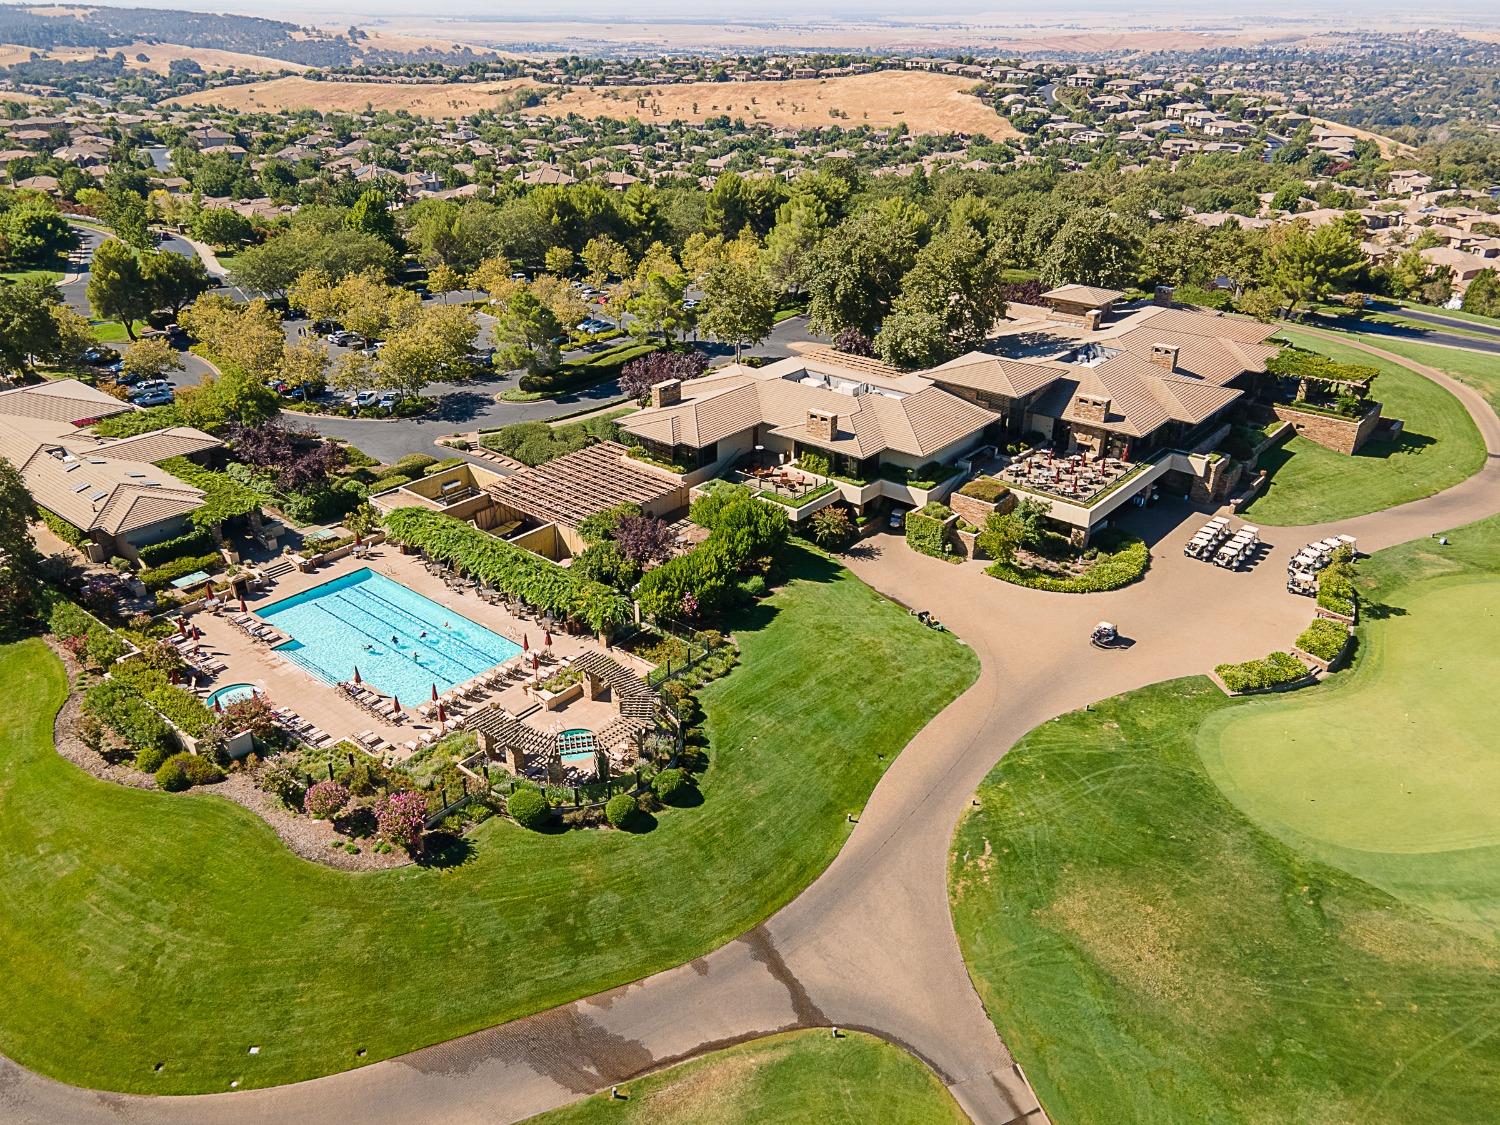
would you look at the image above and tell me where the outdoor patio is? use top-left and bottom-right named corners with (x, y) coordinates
top-left (998, 449), bottom-right (1136, 503)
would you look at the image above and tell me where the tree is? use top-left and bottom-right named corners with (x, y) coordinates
top-left (976, 509), bottom-right (1026, 565)
top-left (374, 304), bottom-right (476, 398)
top-left (0, 198), bottom-right (72, 264)
top-left (278, 338), bottom-right (329, 395)
top-left (48, 303), bottom-right (97, 368)
top-left (529, 274), bottom-right (590, 330)
top-left (619, 349), bottom-right (709, 402)
top-left (1463, 269), bottom-right (1500, 318)
top-left (581, 234), bottom-right (631, 287)
top-left (491, 289), bottom-right (561, 376)
top-left (177, 369), bottom-right (280, 431)
top-left (119, 337), bottom-right (182, 382)
top-left (1268, 218), bottom-right (1366, 313)
top-left (876, 222), bottom-right (1008, 369)
top-left (231, 228), bottom-right (394, 297)
top-left (1037, 207), bottom-right (1142, 290)
top-left (428, 263), bottom-right (463, 303)
top-left (543, 245), bottom-right (574, 276)
top-left (761, 193), bottom-right (828, 297)
top-left (331, 349), bottom-right (377, 396)
top-left (0, 459), bottom-right (44, 636)
top-left (698, 257), bottom-right (775, 362)
top-left (807, 504), bottom-right (855, 550)
top-left (141, 249), bottom-right (211, 316)
top-left (87, 239), bottom-right (151, 339)
top-left (613, 514), bottom-right (674, 566)
top-left (805, 200), bottom-right (927, 336)
top-left (0, 277), bottom-right (61, 377)
top-left (189, 207), bottom-right (252, 249)
top-left (345, 189), bottom-right (399, 250)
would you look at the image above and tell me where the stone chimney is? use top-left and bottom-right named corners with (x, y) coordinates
top-left (1072, 394), bottom-right (1110, 423)
top-left (1154, 284), bottom-right (1175, 306)
top-left (1083, 308), bottom-right (1103, 331)
top-left (806, 408), bottom-right (837, 443)
top-left (1149, 343), bottom-right (1180, 372)
top-left (650, 378), bottom-right (682, 408)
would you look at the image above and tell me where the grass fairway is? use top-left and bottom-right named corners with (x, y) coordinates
top-left (0, 546), bottom-right (976, 1094)
top-left (524, 1030), bottom-right (966, 1125)
top-left (1240, 331), bottom-right (1485, 525)
top-left (951, 516), bottom-right (1500, 1123)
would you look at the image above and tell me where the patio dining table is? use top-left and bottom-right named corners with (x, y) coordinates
top-left (169, 570), bottom-right (211, 591)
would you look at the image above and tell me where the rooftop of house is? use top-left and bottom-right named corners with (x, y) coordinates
top-left (0, 381), bottom-right (222, 536)
top-left (619, 353), bottom-right (998, 460)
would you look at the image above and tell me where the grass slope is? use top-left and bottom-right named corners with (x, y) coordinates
top-left (1241, 331), bottom-right (1485, 525)
top-left (951, 515), bottom-right (1500, 1123)
top-left (1335, 336), bottom-right (1500, 416)
top-left (0, 546), bottom-right (977, 1093)
top-left (524, 1030), bottom-right (966, 1125)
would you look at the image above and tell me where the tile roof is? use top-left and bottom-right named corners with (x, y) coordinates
top-left (1041, 283), bottom-right (1126, 306)
top-left (927, 351), bottom-right (1066, 399)
top-left (621, 357), bottom-right (997, 460)
top-left (1124, 305), bottom-right (1282, 345)
top-left (0, 380), bottom-right (133, 424)
top-left (1108, 326), bottom-right (1278, 385)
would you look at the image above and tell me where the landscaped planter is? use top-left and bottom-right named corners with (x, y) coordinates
top-left (1315, 604), bottom-right (1357, 625)
top-left (1217, 670), bottom-right (1320, 697)
top-left (538, 680), bottom-right (584, 711)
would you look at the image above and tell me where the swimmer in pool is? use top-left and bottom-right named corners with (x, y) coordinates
top-left (391, 635), bottom-right (398, 645)
top-left (420, 630), bottom-right (427, 639)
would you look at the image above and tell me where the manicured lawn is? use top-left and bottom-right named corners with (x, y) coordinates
top-left (0, 545), bottom-right (977, 1093)
top-left (90, 319), bottom-right (131, 343)
top-left (950, 515), bottom-right (1500, 1123)
top-left (524, 1030), bottom-right (966, 1125)
top-left (1240, 331), bottom-right (1485, 524)
top-left (1394, 299), bottom-right (1500, 331)
top-left (1334, 335), bottom-right (1500, 416)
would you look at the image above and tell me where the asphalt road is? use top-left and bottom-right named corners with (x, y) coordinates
top-left (1318, 307), bottom-right (1500, 357)
top-left (1364, 300), bottom-right (1500, 343)
top-left (4, 331), bottom-right (1497, 1124)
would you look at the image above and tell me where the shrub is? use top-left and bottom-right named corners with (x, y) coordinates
top-left (140, 553), bottom-right (224, 592)
top-left (1316, 569), bottom-right (1357, 617)
top-left (652, 767), bottom-right (691, 805)
top-left (155, 751), bottom-right (223, 792)
top-left (1215, 651), bottom-right (1308, 693)
top-left (137, 527), bottom-right (215, 568)
top-left (85, 679), bottom-right (173, 758)
top-left (134, 743), bottom-right (172, 774)
top-left (375, 790), bottom-right (427, 851)
top-left (508, 786), bottom-right (551, 830)
top-left (257, 761), bottom-right (306, 808)
top-left (479, 415), bottom-right (620, 467)
top-left (1296, 617), bottom-right (1350, 662)
top-left (739, 574), bottom-right (768, 600)
top-left (39, 507), bottom-right (88, 550)
top-left (46, 599), bottom-right (95, 641)
top-left (957, 476), bottom-right (1012, 506)
top-left (797, 449), bottom-right (832, 477)
top-left (807, 504), bottom-right (855, 550)
top-left (604, 791), bottom-right (638, 828)
top-left (304, 778), bottom-right (351, 819)
top-left (84, 624), bottom-right (128, 669)
top-left (987, 532), bottom-right (1150, 593)
top-left (366, 473), bottom-right (415, 494)
top-left (905, 502), bottom-right (953, 559)
top-left (392, 453), bottom-right (438, 475)
top-left (518, 341), bottom-right (658, 395)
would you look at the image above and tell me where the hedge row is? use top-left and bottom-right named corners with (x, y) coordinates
top-left (39, 507), bottom-right (89, 550)
top-left (140, 552), bottom-right (225, 592)
top-left (113, 660), bottom-right (217, 738)
top-left (1316, 567), bottom-right (1357, 617)
top-left (1295, 617), bottom-right (1350, 663)
top-left (137, 527), bottom-right (215, 568)
top-left (518, 341), bottom-right (657, 395)
top-left (904, 502), bottom-right (952, 559)
top-left (987, 534), bottom-right (1150, 593)
top-left (382, 507), bottom-right (631, 633)
top-left (1215, 651), bottom-right (1309, 693)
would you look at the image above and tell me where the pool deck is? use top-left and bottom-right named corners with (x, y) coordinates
top-left (184, 545), bottom-right (633, 758)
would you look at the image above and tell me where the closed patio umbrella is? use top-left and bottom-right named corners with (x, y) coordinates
top-left (238, 591), bottom-right (247, 613)
top-left (544, 630), bottom-right (552, 649)
top-left (352, 666), bottom-right (362, 684)
top-left (213, 697), bottom-right (223, 714)
top-left (436, 702), bottom-right (446, 724)
top-left (431, 683), bottom-right (439, 702)
top-left (522, 633), bottom-right (529, 653)
top-left (391, 696), bottom-right (402, 715)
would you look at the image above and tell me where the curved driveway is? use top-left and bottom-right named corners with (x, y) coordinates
top-left (3, 332), bottom-right (1499, 1125)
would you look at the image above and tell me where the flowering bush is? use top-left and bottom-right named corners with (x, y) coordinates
top-left (375, 789), bottom-right (426, 851)
top-left (304, 779), bottom-right (351, 819)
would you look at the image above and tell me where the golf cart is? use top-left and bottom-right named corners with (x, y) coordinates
top-left (1090, 621), bottom-right (1121, 649)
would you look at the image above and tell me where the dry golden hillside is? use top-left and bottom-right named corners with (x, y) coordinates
top-left (167, 70), bottom-right (1015, 137)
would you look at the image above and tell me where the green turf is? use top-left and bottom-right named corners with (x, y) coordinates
top-left (1394, 300), bottom-right (1500, 331)
top-left (1362, 311), bottom-right (1498, 342)
top-left (1330, 335), bottom-right (1500, 416)
top-left (90, 320), bottom-right (131, 343)
top-left (523, 1030), bottom-right (966, 1125)
top-left (950, 514), bottom-right (1500, 1123)
top-left (0, 545), bottom-right (977, 1094)
top-left (1239, 331), bottom-right (1485, 525)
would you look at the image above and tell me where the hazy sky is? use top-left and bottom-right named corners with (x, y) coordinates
top-left (72, 0), bottom-right (1500, 21)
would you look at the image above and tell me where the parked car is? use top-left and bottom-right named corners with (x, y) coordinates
top-left (376, 393), bottom-right (399, 411)
top-left (312, 319), bottom-right (342, 336)
top-left (329, 331), bottom-right (366, 348)
top-left (130, 388), bottom-right (175, 408)
top-left (349, 390), bottom-right (378, 408)
top-left (81, 346), bottom-right (117, 366)
top-left (575, 318), bottom-right (611, 335)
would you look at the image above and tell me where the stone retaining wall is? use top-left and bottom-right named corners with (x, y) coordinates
top-left (1267, 404), bottom-right (1383, 455)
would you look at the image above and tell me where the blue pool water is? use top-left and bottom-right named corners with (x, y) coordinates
top-left (559, 727), bottom-right (596, 763)
top-left (258, 568), bottom-right (521, 701)
top-left (206, 682), bottom-right (257, 708)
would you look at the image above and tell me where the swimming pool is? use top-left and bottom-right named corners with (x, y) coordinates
top-left (257, 568), bottom-right (521, 701)
top-left (558, 727), bottom-right (597, 763)
top-left (206, 683), bottom-right (257, 708)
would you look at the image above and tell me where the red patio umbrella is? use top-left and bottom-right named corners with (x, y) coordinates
top-left (176, 617), bottom-right (187, 637)
top-left (191, 624), bottom-right (201, 641)
top-left (430, 683), bottom-right (439, 702)
top-left (543, 629), bottom-right (552, 649)
top-left (522, 633), bottom-right (529, 653)
top-left (436, 702), bottom-right (446, 724)
top-left (352, 665), bottom-right (362, 684)
top-left (213, 697), bottom-right (223, 714)
top-left (238, 591), bottom-right (247, 613)
top-left (391, 695), bottom-right (402, 715)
